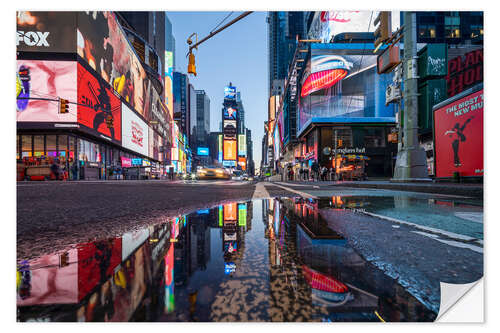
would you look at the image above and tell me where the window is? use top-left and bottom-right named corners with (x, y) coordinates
top-left (46, 135), bottom-right (57, 157)
top-left (69, 136), bottom-right (76, 160)
top-left (16, 135), bottom-right (20, 160)
top-left (470, 25), bottom-right (483, 38)
top-left (58, 135), bottom-right (68, 157)
top-left (33, 135), bottom-right (44, 157)
top-left (22, 135), bottom-right (32, 158)
top-left (419, 25), bottom-right (436, 38)
top-left (445, 26), bottom-right (461, 38)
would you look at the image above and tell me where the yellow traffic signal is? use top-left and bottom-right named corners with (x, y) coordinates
top-left (374, 11), bottom-right (392, 51)
top-left (59, 98), bottom-right (69, 114)
top-left (188, 52), bottom-right (197, 76)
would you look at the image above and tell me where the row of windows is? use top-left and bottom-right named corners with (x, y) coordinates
top-left (418, 25), bottom-right (483, 39)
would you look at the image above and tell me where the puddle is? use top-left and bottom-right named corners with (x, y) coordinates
top-left (18, 196), bottom-right (481, 322)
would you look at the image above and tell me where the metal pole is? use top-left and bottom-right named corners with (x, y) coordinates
top-left (188, 12), bottom-right (253, 55)
top-left (392, 12), bottom-right (429, 182)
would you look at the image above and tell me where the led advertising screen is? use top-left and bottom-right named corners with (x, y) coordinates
top-left (224, 106), bottom-right (238, 120)
top-left (218, 134), bottom-right (223, 163)
top-left (434, 88), bottom-right (483, 178)
top-left (197, 147), bottom-right (209, 156)
top-left (77, 63), bottom-right (122, 143)
top-left (238, 134), bottom-right (246, 156)
top-left (122, 102), bottom-right (149, 156)
top-left (223, 120), bottom-right (237, 139)
top-left (238, 157), bottom-right (247, 171)
top-left (17, 11), bottom-right (77, 53)
top-left (77, 11), bottom-right (152, 120)
top-left (224, 86), bottom-right (236, 100)
top-left (223, 160), bottom-right (236, 167)
top-left (17, 60), bottom-right (77, 123)
top-left (223, 140), bottom-right (237, 161)
top-left (165, 51), bottom-right (174, 117)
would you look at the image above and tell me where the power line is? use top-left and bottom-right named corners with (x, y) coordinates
top-left (210, 12), bottom-right (234, 34)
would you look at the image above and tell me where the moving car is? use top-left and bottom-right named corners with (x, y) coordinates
top-left (197, 166), bottom-right (231, 180)
top-left (232, 170), bottom-right (244, 181)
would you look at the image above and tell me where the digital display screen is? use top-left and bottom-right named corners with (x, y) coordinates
top-left (197, 147), bottom-right (209, 156)
top-left (223, 140), bottom-right (237, 161)
top-left (223, 120), bottom-right (237, 139)
top-left (121, 102), bottom-right (149, 156)
top-left (224, 86), bottom-right (236, 99)
top-left (224, 106), bottom-right (238, 120)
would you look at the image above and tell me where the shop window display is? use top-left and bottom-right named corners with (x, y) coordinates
top-left (46, 135), bottom-right (57, 157)
top-left (33, 135), bottom-right (44, 157)
top-left (21, 135), bottom-right (32, 158)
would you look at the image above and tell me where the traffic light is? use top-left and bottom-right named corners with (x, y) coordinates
top-left (188, 52), bottom-right (196, 76)
top-left (374, 11), bottom-right (391, 51)
top-left (105, 115), bottom-right (114, 129)
top-left (59, 98), bottom-right (69, 114)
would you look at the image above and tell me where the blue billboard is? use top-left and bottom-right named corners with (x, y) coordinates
top-left (223, 160), bottom-right (236, 167)
top-left (197, 147), bottom-right (209, 156)
top-left (224, 106), bottom-right (238, 120)
top-left (224, 86), bottom-right (236, 100)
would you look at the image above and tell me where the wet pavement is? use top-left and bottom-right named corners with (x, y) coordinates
top-left (17, 194), bottom-right (483, 322)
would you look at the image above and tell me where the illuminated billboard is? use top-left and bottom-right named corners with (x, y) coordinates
top-left (77, 12), bottom-right (152, 120)
top-left (218, 134), bottom-right (223, 163)
top-left (434, 88), bottom-right (483, 178)
top-left (224, 106), bottom-right (238, 120)
top-left (17, 11), bottom-right (76, 53)
top-left (301, 55), bottom-right (352, 97)
top-left (238, 134), bottom-right (247, 156)
top-left (238, 157), bottom-right (247, 171)
top-left (223, 160), bottom-right (236, 167)
top-left (165, 51), bottom-right (174, 119)
top-left (122, 102), bottom-right (149, 156)
top-left (224, 86), bottom-right (236, 99)
top-left (223, 140), bottom-right (237, 161)
top-left (171, 147), bottom-right (178, 161)
top-left (197, 147), bottom-right (209, 156)
top-left (77, 63), bottom-right (122, 143)
top-left (224, 120), bottom-right (237, 139)
top-left (16, 60), bottom-right (77, 123)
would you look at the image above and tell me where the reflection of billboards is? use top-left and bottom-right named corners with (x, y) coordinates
top-left (122, 103), bottom-right (149, 156)
top-left (17, 60), bottom-right (77, 123)
top-left (223, 140), bottom-right (237, 161)
top-left (224, 232), bottom-right (237, 241)
top-left (434, 87), bottom-right (483, 178)
top-left (77, 12), bottom-right (151, 120)
top-left (121, 228), bottom-right (150, 261)
top-left (224, 86), bottom-right (236, 99)
top-left (17, 11), bottom-right (76, 53)
top-left (224, 241), bottom-right (238, 253)
top-left (224, 262), bottom-right (236, 275)
top-left (197, 147), bottom-right (209, 156)
top-left (223, 120), bottom-right (237, 139)
top-left (77, 63), bottom-right (122, 143)
top-left (224, 203), bottom-right (238, 221)
top-left (224, 106), bottom-right (238, 120)
top-left (238, 203), bottom-right (247, 227)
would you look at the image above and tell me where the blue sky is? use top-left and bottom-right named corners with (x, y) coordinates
top-left (167, 11), bottom-right (268, 168)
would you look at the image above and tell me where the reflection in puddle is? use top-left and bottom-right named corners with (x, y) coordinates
top-left (18, 198), bottom-right (439, 322)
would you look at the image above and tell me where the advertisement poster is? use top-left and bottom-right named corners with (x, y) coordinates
top-left (17, 60), bottom-right (77, 123)
top-left (238, 134), bottom-right (246, 156)
top-left (238, 157), bottom-right (247, 171)
top-left (77, 11), bottom-right (152, 120)
top-left (122, 103), bottom-right (149, 156)
top-left (224, 86), bottom-right (236, 100)
top-left (224, 106), bottom-right (238, 120)
top-left (223, 140), bottom-right (237, 161)
top-left (77, 63), bottom-right (122, 143)
top-left (17, 11), bottom-right (76, 53)
top-left (77, 238), bottom-right (122, 301)
top-left (434, 89), bottom-right (483, 178)
top-left (165, 51), bottom-right (174, 118)
top-left (121, 156), bottom-right (132, 167)
top-left (224, 120), bottom-right (237, 139)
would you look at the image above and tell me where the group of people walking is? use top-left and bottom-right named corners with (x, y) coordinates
top-left (286, 161), bottom-right (337, 182)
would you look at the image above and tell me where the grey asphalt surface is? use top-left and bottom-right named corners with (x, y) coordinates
top-left (17, 180), bottom-right (257, 259)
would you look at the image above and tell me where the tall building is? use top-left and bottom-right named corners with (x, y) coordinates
top-left (267, 11), bottom-right (306, 95)
top-left (236, 92), bottom-right (245, 134)
top-left (165, 14), bottom-right (176, 70)
top-left (245, 128), bottom-right (255, 176)
top-left (173, 71), bottom-right (189, 138)
top-left (194, 90), bottom-right (211, 147)
top-left (188, 83), bottom-right (196, 147)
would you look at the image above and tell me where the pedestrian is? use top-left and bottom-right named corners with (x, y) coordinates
top-left (330, 167), bottom-right (335, 181)
top-left (50, 159), bottom-right (60, 180)
top-left (311, 161), bottom-right (319, 182)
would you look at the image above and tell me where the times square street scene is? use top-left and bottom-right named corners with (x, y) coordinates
top-left (15, 9), bottom-right (484, 323)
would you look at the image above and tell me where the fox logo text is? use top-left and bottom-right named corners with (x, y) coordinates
top-left (17, 31), bottom-right (50, 47)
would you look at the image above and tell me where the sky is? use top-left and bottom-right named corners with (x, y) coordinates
top-left (167, 11), bottom-right (268, 169)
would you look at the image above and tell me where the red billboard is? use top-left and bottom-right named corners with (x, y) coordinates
top-left (434, 88), bottom-right (483, 178)
top-left (77, 62), bottom-right (122, 143)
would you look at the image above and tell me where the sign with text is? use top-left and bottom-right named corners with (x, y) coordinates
top-left (122, 103), bottom-right (149, 156)
top-left (434, 89), bottom-right (483, 178)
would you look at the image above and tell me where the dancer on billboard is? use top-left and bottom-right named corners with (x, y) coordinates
top-left (444, 116), bottom-right (474, 167)
top-left (87, 80), bottom-right (119, 140)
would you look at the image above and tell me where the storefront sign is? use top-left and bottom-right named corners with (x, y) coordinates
top-left (446, 49), bottom-right (483, 98)
top-left (434, 88), bottom-right (483, 178)
top-left (131, 158), bottom-right (142, 166)
top-left (121, 157), bottom-right (132, 167)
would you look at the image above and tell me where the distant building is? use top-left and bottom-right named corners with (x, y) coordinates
top-left (165, 14), bottom-right (176, 70)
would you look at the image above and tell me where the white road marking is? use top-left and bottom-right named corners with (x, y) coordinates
top-left (269, 183), bottom-right (318, 199)
top-left (361, 211), bottom-right (476, 242)
top-left (434, 239), bottom-right (483, 254)
top-left (252, 182), bottom-right (271, 199)
top-left (454, 212), bottom-right (483, 223)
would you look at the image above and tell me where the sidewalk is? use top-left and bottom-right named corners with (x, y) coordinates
top-left (277, 179), bottom-right (483, 198)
